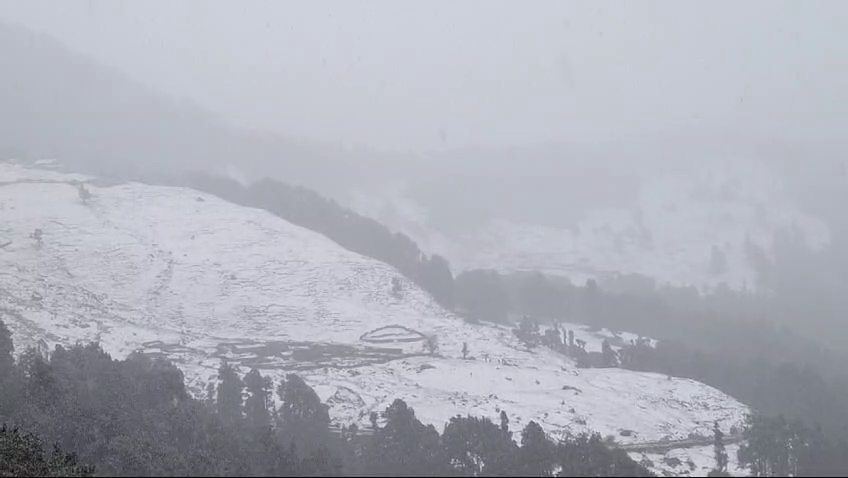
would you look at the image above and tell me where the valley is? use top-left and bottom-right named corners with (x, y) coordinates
top-left (346, 158), bottom-right (831, 293)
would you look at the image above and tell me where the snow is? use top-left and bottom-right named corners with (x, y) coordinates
top-left (346, 159), bottom-right (830, 293)
top-left (539, 322), bottom-right (658, 352)
top-left (0, 163), bottom-right (748, 476)
top-left (631, 444), bottom-right (747, 477)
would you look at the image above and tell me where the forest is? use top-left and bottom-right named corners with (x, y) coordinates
top-left (0, 319), bottom-right (652, 476)
top-left (185, 172), bottom-right (848, 476)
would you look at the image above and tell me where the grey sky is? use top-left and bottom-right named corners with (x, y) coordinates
top-left (1, 0), bottom-right (846, 153)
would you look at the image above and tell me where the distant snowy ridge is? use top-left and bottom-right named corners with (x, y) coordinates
top-left (347, 159), bottom-right (830, 292)
top-left (0, 163), bottom-right (748, 476)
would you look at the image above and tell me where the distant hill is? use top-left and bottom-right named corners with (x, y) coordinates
top-left (347, 157), bottom-right (831, 292)
top-left (3, 18), bottom-right (847, 334)
top-left (4, 18), bottom-right (844, 242)
top-left (0, 20), bottom-right (396, 194)
top-left (0, 20), bottom-right (230, 176)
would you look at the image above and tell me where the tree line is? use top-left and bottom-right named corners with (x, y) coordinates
top-left (187, 174), bottom-right (847, 377)
top-left (0, 318), bottom-right (653, 476)
top-left (184, 174), bottom-right (840, 363)
top-left (187, 173), bottom-right (456, 308)
top-left (186, 172), bottom-right (848, 475)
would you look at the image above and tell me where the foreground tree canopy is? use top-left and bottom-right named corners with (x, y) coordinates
top-left (0, 318), bottom-right (653, 477)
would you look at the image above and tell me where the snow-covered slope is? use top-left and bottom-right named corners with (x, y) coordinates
top-left (348, 159), bottom-right (830, 292)
top-left (0, 163), bottom-right (747, 475)
top-left (632, 443), bottom-right (747, 477)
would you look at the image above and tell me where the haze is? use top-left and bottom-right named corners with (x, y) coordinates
top-left (2, 0), bottom-right (847, 153)
top-left (4, 2), bottom-right (848, 476)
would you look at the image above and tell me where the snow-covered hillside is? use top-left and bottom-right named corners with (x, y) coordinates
top-left (348, 159), bottom-right (830, 292)
top-left (0, 163), bottom-right (747, 476)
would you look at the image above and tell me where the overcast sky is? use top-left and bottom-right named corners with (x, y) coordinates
top-left (1, 0), bottom-right (846, 153)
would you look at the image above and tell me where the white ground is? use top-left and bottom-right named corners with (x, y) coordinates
top-left (632, 444), bottom-right (746, 477)
top-left (347, 159), bottom-right (830, 293)
top-left (0, 163), bottom-right (748, 476)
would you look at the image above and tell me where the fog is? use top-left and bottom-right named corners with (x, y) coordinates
top-left (2, 0), bottom-right (847, 153)
top-left (2, 2), bottom-right (848, 476)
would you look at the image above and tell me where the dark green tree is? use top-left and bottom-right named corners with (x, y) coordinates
top-left (363, 399), bottom-right (446, 476)
top-left (276, 374), bottom-right (331, 459)
top-left (601, 339), bottom-right (618, 368)
top-left (0, 425), bottom-right (94, 477)
top-left (0, 319), bottom-right (16, 419)
top-left (442, 415), bottom-right (518, 476)
top-left (556, 433), bottom-right (654, 477)
top-left (215, 362), bottom-right (244, 425)
top-left (244, 368), bottom-right (272, 432)
top-left (500, 410), bottom-right (510, 438)
top-left (709, 421), bottom-right (730, 477)
top-left (517, 421), bottom-right (556, 476)
top-left (738, 413), bottom-right (810, 477)
top-left (0, 319), bottom-right (12, 379)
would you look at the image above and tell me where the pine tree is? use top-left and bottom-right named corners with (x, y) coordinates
top-left (0, 425), bottom-right (94, 477)
top-left (500, 410), bottom-right (510, 438)
top-left (369, 411), bottom-right (379, 431)
top-left (738, 413), bottom-right (808, 477)
top-left (518, 421), bottom-right (556, 476)
top-left (276, 374), bottom-right (330, 458)
top-left (204, 382), bottom-right (216, 409)
top-left (0, 319), bottom-right (14, 418)
top-left (0, 318), bottom-right (13, 379)
top-left (364, 399), bottom-right (445, 476)
top-left (244, 368), bottom-right (271, 431)
top-left (602, 339), bottom-right (618, 368)
top-left (442, 415), bottom-right (517, 476)
top-left (710, 421), bottom-right (729, 476)
top-left (216, 362), bottom-right (244, 424)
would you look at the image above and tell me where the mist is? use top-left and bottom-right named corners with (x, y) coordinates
top-left (2, 1), bottom-right (848, 477)
top-left (2, 0), bottom-right (847, 153)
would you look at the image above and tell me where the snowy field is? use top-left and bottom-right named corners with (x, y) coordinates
top-left (0, 163), bottom-right (748, 476)
top-left (630, 443), bottom-right (747, 477)
top-left (348, 159), bottom-right (829, 293)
